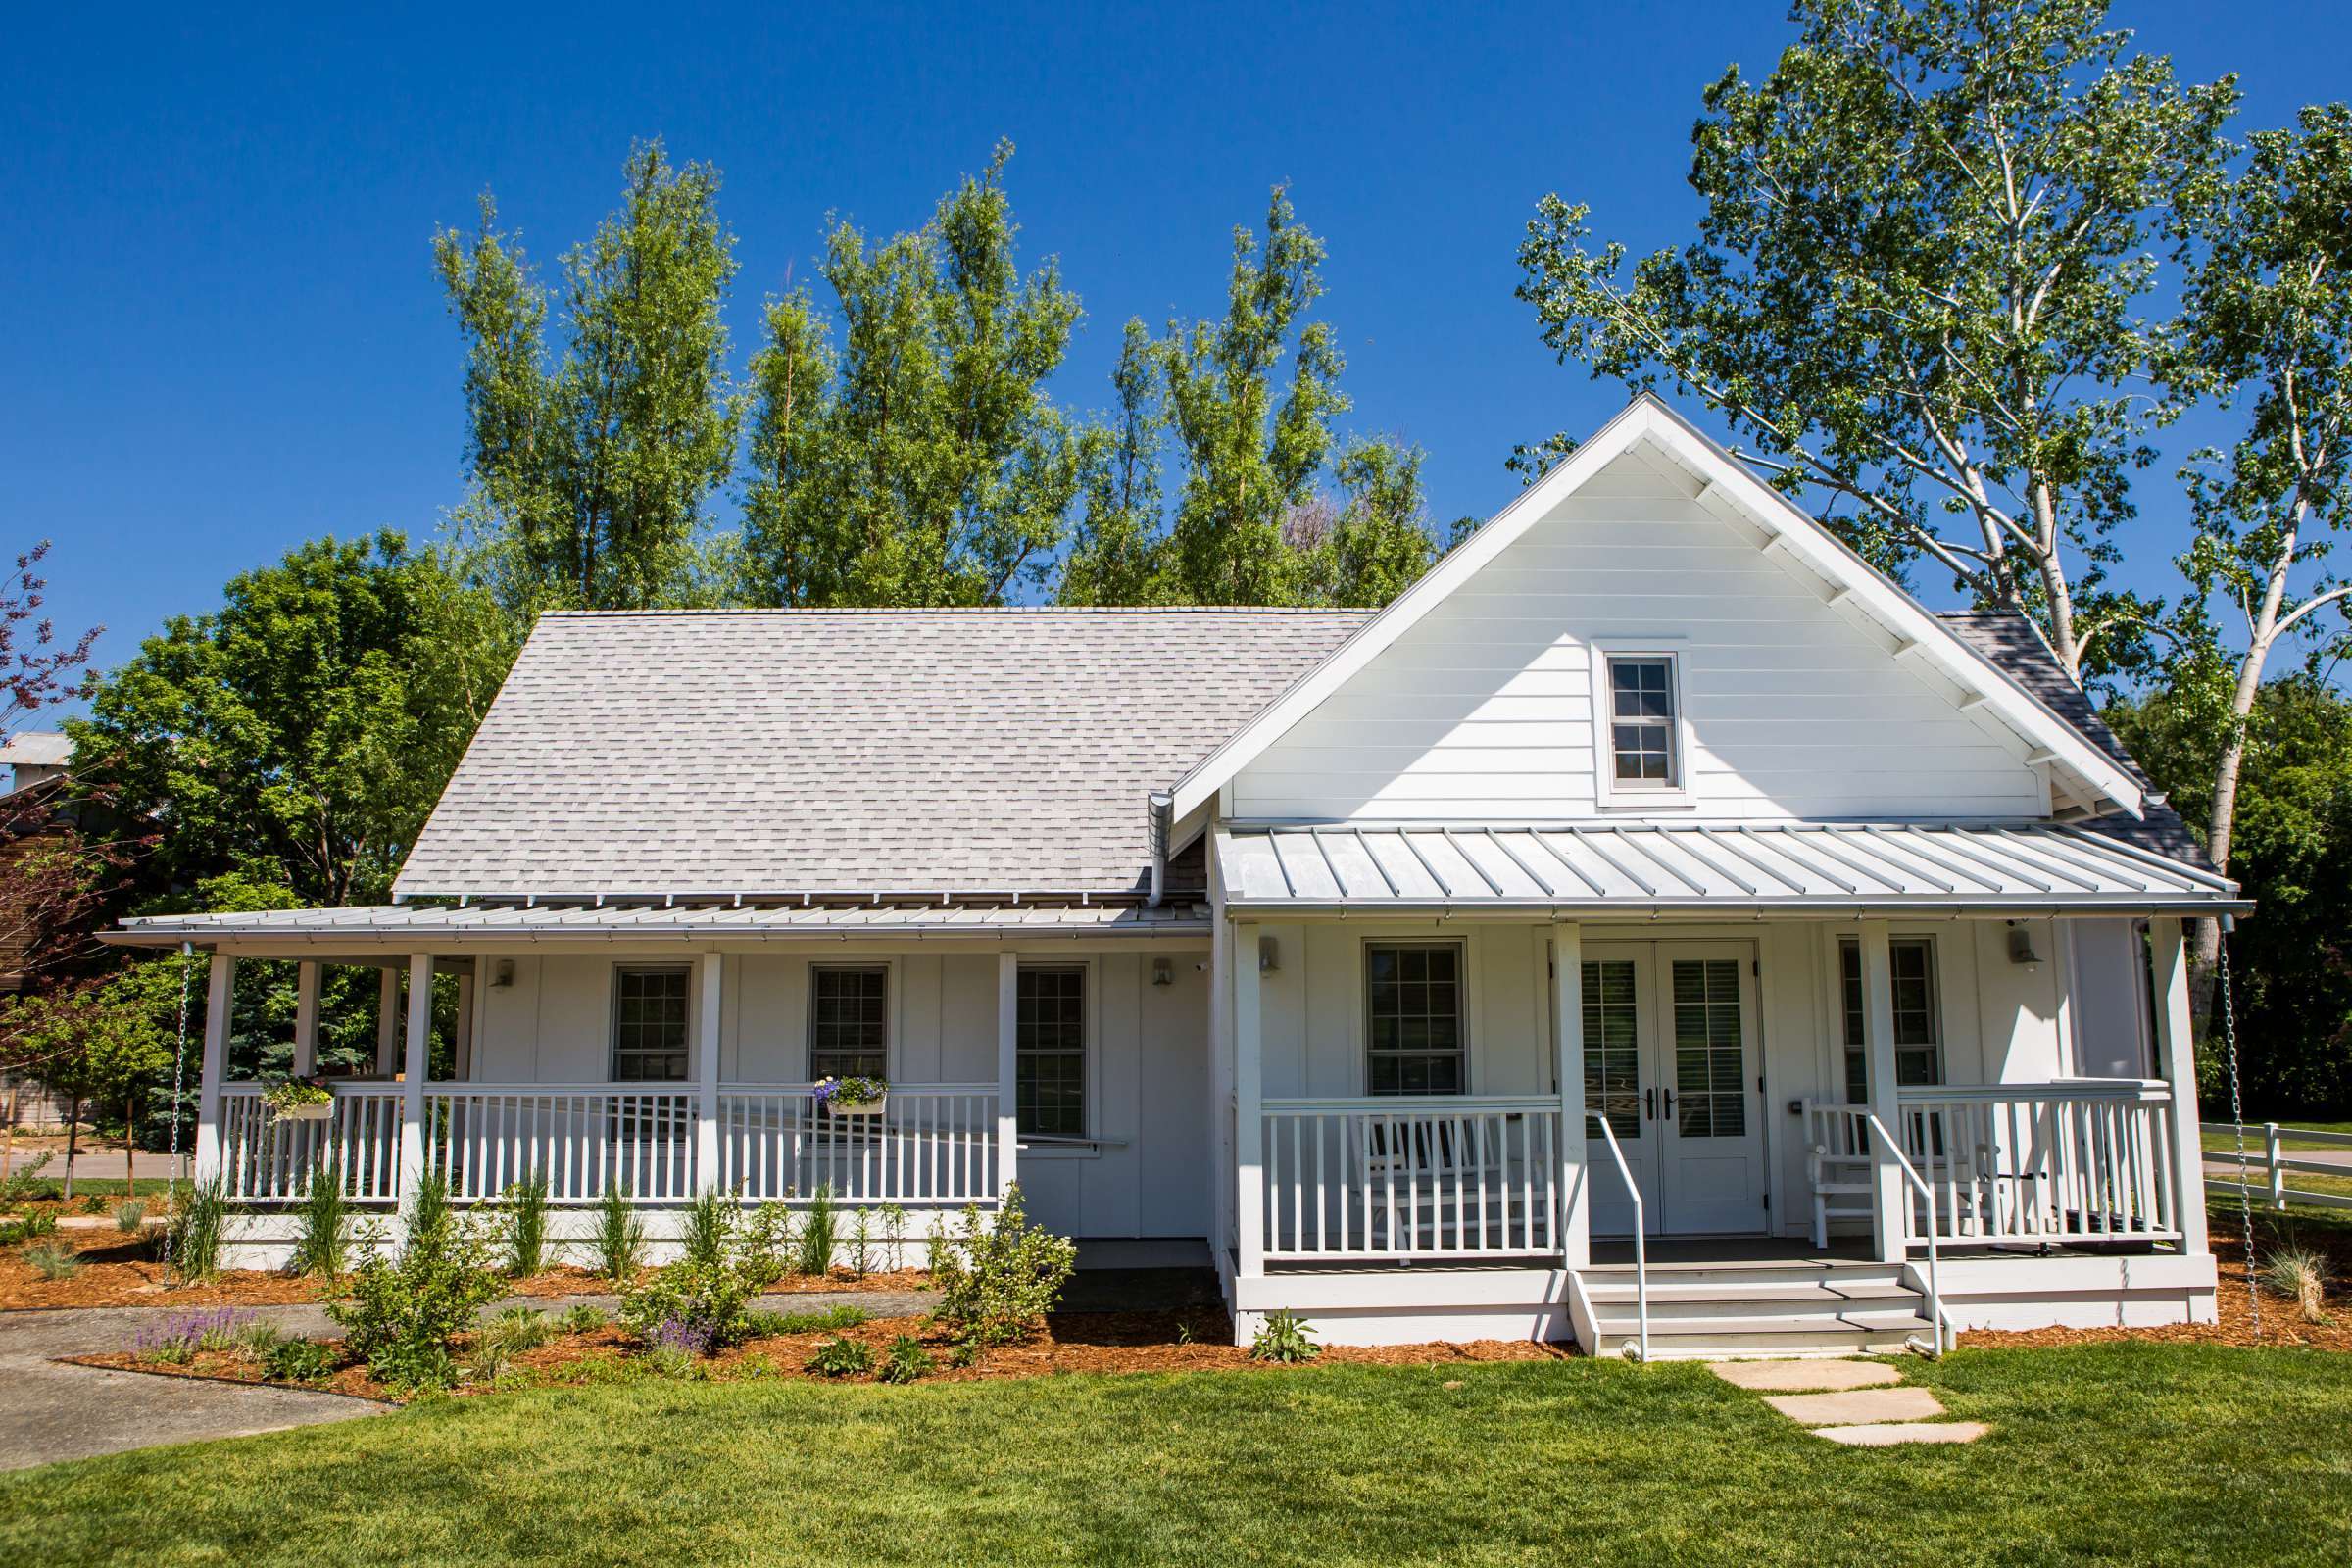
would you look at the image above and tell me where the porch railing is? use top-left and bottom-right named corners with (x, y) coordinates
top-left (1804, 1081), bottom-right (2181, 1249)
top-left (1259, 1096), bottom-right (1564, 1260)
top-left (212, 1080), bottom-right (1003, 1207)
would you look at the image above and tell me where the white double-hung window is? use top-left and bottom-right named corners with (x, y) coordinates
top-left (1600, 651), bottom-right (1685, 797)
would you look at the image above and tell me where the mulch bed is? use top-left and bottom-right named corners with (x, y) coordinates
top-left (67, 1308), bottom-right (1571, 1403)
top-left (1959, 1230), bottom-right (2352, 1352)
top-left (1, 1229), bottom-right (933, 1311)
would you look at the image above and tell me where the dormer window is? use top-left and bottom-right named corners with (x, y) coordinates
top-left (1607, 655), bottom-right (1681, 788)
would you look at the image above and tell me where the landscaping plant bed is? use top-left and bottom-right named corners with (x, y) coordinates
top-left (1960, 1233), bottom-right (2352, 1353)
top-left (501, 1264), bottom-right (932, 1300)
top-left (68, 1307), bottom-right (1571, 1403)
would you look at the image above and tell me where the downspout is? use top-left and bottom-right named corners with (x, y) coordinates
top-left (1147, 791), bottom-right (1174, 907)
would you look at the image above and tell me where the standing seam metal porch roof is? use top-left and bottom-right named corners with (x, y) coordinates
top-left (1214, 822), bottom-right (2243, 914)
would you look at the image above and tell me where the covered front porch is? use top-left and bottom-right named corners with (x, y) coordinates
top-left (1212, 820), bottom-right (2239, 1349)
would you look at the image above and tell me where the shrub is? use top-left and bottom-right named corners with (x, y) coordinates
top-left (930, 1185), bottom-right (1075, 1348)
top-left (742, 1200), bottom-right (797, 1288)
top-left (848, 1208), bottom-right (873, 1277)
top-left (327, 1172), bottom-right (504, 1393)
top-left (681, 1186), bottom-right (737, 1269)
top-left (806, 1335), bottom-right (873, 1377)
top-left (618, 1255), bottom-right (760, 1355)
top-left (113, 1199), bottom-right (147, 1234)
top-left (24, 1239), bottom-right (79, 1280)
top-left (879, 1334), bottom-right (933, 1384)
top-left (592, 1184), bottom-right (646, 1285)
top-left (498, 1169), bottom-right (553, 1277)
top-left (289, 1162), bottom-right (351, 1278)
top-left (6, 1208), bottom-right (60, 1244)
top-left (556, 1302), bottom-right (606, 1335)
top-left (1250, 1309), bottom-right (1321, 1363)
top-left (481, 1305), bottom-right (557, 1354)
top-left (795, 1184), bottom-right (840, 1277)
top-left (166, 1175), bottom-right (231, 1283)
top-left (80, 1192), bottom-right (105, 1213)
top-left (0, 1151), bottom-right (53, 1203)
top-left (2261, 1248), bottom-right (2331, 1324)
top-left (262, 1337), bottom-right (339, 1383)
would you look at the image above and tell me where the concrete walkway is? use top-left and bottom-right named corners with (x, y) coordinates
top-left (0, 1286), bottom-right (934, 1474)
top-left (1709, 1358), bottom-right (1989, 1446)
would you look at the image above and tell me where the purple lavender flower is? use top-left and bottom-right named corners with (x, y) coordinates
top-left (134, 1306), bottom-right (257, 1360)
top-left (650, 1314), bottom-right (717, 1358)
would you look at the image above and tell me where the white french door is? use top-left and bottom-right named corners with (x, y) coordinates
top-left (1583, 940), bottom-right (1767, 1237)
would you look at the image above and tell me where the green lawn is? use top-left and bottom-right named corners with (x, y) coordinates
top-left (5, 1344), bottom-right (2349, 1566)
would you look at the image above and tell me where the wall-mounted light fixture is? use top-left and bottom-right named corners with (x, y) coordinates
top-left (1151, 956), bottom-right (1174, 987)
top-left (1258, 935), bottom-right (1280, 974)
top-left (492, 958), bottom-right (516, 989)
top-left (2006, 922), bottom-right (2041, 968)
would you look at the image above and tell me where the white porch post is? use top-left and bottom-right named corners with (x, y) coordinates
top-left (1552, 920), bottom-right (1589, 1268)
top-left (375, 966), bottom-right (401, 1076)
top-left (1234, 922), bottom-right (1264, 1280)
top-left (453, 969), bottom-right (475, 1082)
top-left (695, 952), bottom-right (722, 1193)
top-left (192, 952), bottom-right (234, 1186)
top-left (291, 959), bottom-right (320, 1078)
top-left (996, 951), bottom-right (1020, 1200)
top-left (395, 953), bottom-right (433, 1200)
top-left (2151, 917), bottom-right (2212, 1256)
top-left (1858, 919), bottom-right (1905, 1263)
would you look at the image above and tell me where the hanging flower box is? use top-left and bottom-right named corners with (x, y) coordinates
top-left (812, 1075), bottom-right (889, 1117)
top-left (263, 1077), bottom-right (334, 1123)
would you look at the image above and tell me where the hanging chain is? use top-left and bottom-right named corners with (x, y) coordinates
top-left (2218, 931), bottom-right (2259, 1337)
top-left (163, 942), bottom-right (193, 1281)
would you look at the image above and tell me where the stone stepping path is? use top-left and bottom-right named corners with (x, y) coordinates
top-left (1707, 1358), bottom-right (1988, 1446)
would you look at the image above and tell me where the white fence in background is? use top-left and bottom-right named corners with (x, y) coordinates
top-left (1260, 1097), bottom-right (1564, 1260)
top-left (211, 1079), bottom-right (1003, 1207)
top-left (1804, 1081), bottom-right (2182, 1248)
top-left (2207, 1122), bottom-right (2352, 1212)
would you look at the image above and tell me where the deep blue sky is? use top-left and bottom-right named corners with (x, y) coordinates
top-left (6, 2), bottom-right (2343, 702)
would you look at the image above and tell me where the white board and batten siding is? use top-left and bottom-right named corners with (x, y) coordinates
top-left (1233, 450), bottom-right (2049, 824)
top-left (470, 949), bottom-right (1210, 1240)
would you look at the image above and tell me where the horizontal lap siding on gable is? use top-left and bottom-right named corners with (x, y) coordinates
top-left (1233, 453), bottom-right (2048, 823)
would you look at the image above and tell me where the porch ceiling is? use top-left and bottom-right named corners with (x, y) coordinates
top-left (1214, 822), bottom-right (2245, 916)
top-left (104, 900), bottom-right (1212, 951)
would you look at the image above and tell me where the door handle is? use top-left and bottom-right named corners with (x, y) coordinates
top-left (1644, 1088), bottom-right (1655, 1120)
top-left (1660, 1088), bottom-right (1677, 1120)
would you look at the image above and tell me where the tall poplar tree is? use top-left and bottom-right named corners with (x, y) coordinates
top-left (435, 140), bottom-right (743, 612)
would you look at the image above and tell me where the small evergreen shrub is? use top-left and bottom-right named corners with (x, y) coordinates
top-left (327, 1173), bottom-right (503, 1393)
top-left (879, 1334), bottom-right (933, 1384)
top-left (795, 1184), bottom-right (840, 1277)
top-left (503, 1170), bottom-right (552, 1277)
top-left (289, 1162), bottom-right (351, 1278)
top-left (1250, 1310), bottom-right (1321, 1363)
top-left (930, 1184), bottom-right (1075, 1348)
top-left (806, 1334), bottom-right (874, 1377)
top-left (592, 1183), bottom-right (646, 1284)
top-left (0, 1151), bottom-right (53, 1202)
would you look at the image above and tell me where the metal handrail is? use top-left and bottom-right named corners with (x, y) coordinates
top-left (1864, 1111), bottom-right (1947, 1356)
top-left (1592, 1112), bottom-right (1648, 1363)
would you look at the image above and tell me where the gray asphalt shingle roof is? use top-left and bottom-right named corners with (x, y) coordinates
top-left (393, 605), bottom-right (2198, 902)
top-left (392, 609), bottom-right (1372, 901)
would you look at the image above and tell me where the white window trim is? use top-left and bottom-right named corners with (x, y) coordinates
top-left (1591, 640), bottom-right (1696, 809)
top-left (1359, 936), bottom-right (1474, 1098)
top-left (1016, 955), bottom-right (1101, 1160)
top-left (807, 959), bottom-right (895, 1084)
top-left (611, 961), bottom-right (694, 1084)
top-left (1831, 932), bottom-right (1947, 1099)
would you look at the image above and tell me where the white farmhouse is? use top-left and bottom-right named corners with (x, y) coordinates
top-left (114, 396), bottom-right (2242, 1356)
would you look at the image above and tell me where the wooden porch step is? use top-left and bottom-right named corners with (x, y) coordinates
top-left (1579, 1259), bottom-right (1936, 1360)
top-left (1584, 1281), bottom-right (1924, 1312)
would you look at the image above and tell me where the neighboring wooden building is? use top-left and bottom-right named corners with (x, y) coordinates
top-left (110, 396), bottom-right (2240, 1356)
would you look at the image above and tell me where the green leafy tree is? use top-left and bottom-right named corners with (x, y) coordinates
top-left (69, 533), bottom-right (512, 908)
top-left (741, 142), bottom-right (1083, 606)
top-left (2108, 678), bottom-right (2352, 1113)
top-left (1057, 320), bottom-right (1171, 605)
top-left (436, 140), bottom-right (743, 612)
top-left (1516, 0), bottom-right (2236, 677)
top-left (1157, 186), bottom-right (1351, 605)
top-left (2162, 103), bottom-right (2352, 996)
top-left (0, 968), bottom-right (172, 1198)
